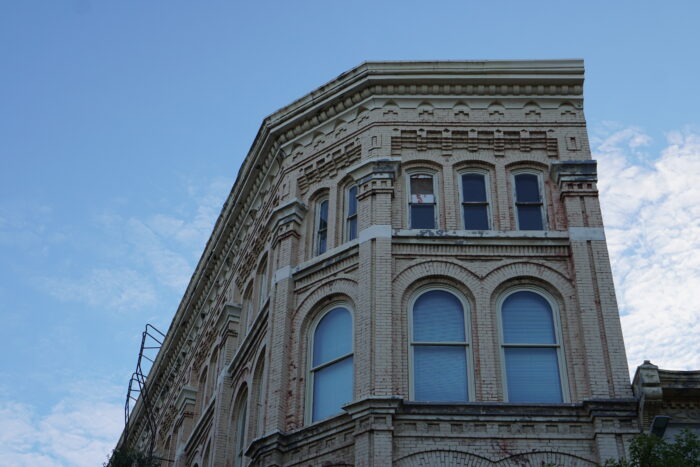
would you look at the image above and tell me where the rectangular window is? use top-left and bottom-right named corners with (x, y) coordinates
top-left (346, 185), bottom-right (358, 241)
top-left (409, 174), bottom-right (436, 229)
top-left (316, 199), bottom-right (329, 255)
top-left (461, 173), bottom-right (490, 230)
top-left (514, 173), bottom-right (544, 230)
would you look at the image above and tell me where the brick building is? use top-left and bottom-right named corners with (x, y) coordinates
top-left (118, 60), bottom-right (665, 466)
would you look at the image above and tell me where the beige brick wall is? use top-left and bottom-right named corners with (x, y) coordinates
top-left (120, 61), bottom-right (640, 466)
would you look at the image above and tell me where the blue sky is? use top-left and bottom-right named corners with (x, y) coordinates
top-left (1, 1), bottom-right (699, 465)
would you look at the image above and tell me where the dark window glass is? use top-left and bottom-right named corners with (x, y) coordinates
top-left (462, 173), bottom-right (489, 230)
top-left (409, 174), bottom-right (436, 229)
top-left (346, 186), bottom-right (358, 240)
top-left (462, 174), bottom-right (487, 202)
top-left (411, 205), bottom-right (435, 229)
top-left (316, 199), bottom-right (328, 255)
top-left (515, 174), bottom-right (544, 230)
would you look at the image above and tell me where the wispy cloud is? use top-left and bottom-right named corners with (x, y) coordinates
top-left (40, 268), bottom-right (157, 312)
top-left (0, 383), bottom-right (123, 467)
top-left (595, 126), bottom-right (700, 371)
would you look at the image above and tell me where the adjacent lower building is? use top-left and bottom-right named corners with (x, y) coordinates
top-left (116, 60), bottom-right (699, 466)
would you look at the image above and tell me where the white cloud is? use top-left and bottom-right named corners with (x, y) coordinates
top-left (0, 390), bottom-right (123, 467)
top-left (40, 268), bottom-right (157, 312)
top-left (595, 127), bottom-right (700, 372)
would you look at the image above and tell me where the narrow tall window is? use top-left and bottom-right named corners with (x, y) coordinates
top-left (310, 306), bottom-right (353, 422)
top-left (501, 290), bottom-right (563, 402)
top-left (411, 289), bottom-right (470, 402)
top-left (256, 256), bottom-right (268, 309)
top-left (514, 173), bottom-right (544, 230)
top-left (461, 173), bottom-right (490, 230)
top-left (409, 174), bottom-right (436, 229)
top-left (315, 199), bottom-right (329, 255)
top-left (233, 390), bottom-right (248, 467)
top-left (346, 185), bottom-right (358, 241)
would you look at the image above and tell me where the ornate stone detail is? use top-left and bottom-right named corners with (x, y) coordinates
top-left (297, 143), bottom-right (361, 194)
top-left (391, 129), bottom-right (558, 158)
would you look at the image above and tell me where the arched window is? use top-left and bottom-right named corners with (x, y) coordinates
top-left (499, 289), bottom-right (565, 402)
top-left (232, 388), bottom-right (248, 467)
top-left (408, 173), bottom-right (437, 229)
top-left (461, 172), bottom-right (490, 230)
top-left (410, 289), bottom-right (471, 402)
top-left (242, 282), bottom-right (253, 331)
top-left (345, 185), bottom-right (358, 241)
top-left (309, 306), bottom-right (353, 422)
top-left (513, 172), bottom-right (545, 230)
top-left (315, 198), bottom-right (329, 255)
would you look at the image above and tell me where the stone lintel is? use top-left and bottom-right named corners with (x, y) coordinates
top-left (550, 160), bottom-right (598, 186)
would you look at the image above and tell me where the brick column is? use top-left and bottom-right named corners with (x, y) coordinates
top-left (550, 161), bottom-right (632, 400)
top-left (351, 159), bottom-right (400, 400)
top-left (264, 200), bottom-right (306, 434)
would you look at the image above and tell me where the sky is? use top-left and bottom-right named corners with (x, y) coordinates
top-left (0, 1), bottom-right (699, 465)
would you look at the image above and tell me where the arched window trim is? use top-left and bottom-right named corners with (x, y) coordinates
top-left (305, 301), bottom-right (354, 424)
top-left (496, 285), bottom-right (569, 403)
top-left (407, 285), bottom-right (475, 402)
top-left (314, 196), bottom-right (330, 256)
top-left (406, 169), bottom-right (439, 230)
top-left (458, 168), bottom-right (492, 231)
top-left (511, 169), bottom-right (547, 231)
top-left (242, 281), bottom-right (254, 332)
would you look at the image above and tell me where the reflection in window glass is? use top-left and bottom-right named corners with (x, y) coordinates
top-left (501, 291), bottom-right (563, 402)
top-left (311, 307), bottom-right (353, 422)
top-left (411, 290), bottom-right (469, 402)
top-left (461, 173), bottom-right (489, 230)
top-left (515, 174), bottom-right (544, 230)
top-left (409, 174), bottom-right (435, 229)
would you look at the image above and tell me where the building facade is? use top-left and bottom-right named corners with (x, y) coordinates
top-left (118, 61), bottom-right (647, 466)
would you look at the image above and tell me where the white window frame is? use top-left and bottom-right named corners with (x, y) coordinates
top-left (511, 170), bottom-right (547, 231)
top-left (345, 184), bottom-right (359, 242)
top-left (406, 171), bottom-right (438, 229)
top-left (407, 286), bottom-right (475, 402)
top-left (496, 286), bottom-right (569, 403)
top-left (459, 169), bottom-right (492, 230)
top-left (305, 302), bottom-right (354, 424)
top-left (314, 197), bottom-right (330, 255)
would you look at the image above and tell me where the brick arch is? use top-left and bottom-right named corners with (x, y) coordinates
top-left (395, 449), bottom-right (597, 466)
top-left (392, 259), bottom-right (482, 397)
top-left (483, 262), bottom-right (585, 402)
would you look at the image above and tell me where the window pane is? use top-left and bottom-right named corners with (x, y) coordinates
top-left (414, 345), bottom-right (468, 401)
top-left (347, 218), bottom-right (357, 241)
top-left (515, 174), bottom-right (541, 202)
top-left (517, 205), bottom-right (543, 230)
top-left (312, 356), bottom-right (353, 421)
top-left (411, 205), bottom-right (435, 229)
top-left (413, 290), bottom-right (465, 342)
top-left (502, 291), bottom-right (556, 344)
top-left (317, 232), bottom-right (327, 255)
top-left (504, 347), bottom-right (562, 402)
top-left (462, 174), bottom-right (487, 202)
top-left (348, 186), bottom-right (357, 216)
top-left (410, 175), bottom-right (434, 196)
top-left (318, 200), bottom-right (328, 230)
top-left (313, 307), bottom-right (352, 367)
top-left (463, 205), bottom-right (489, 230)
